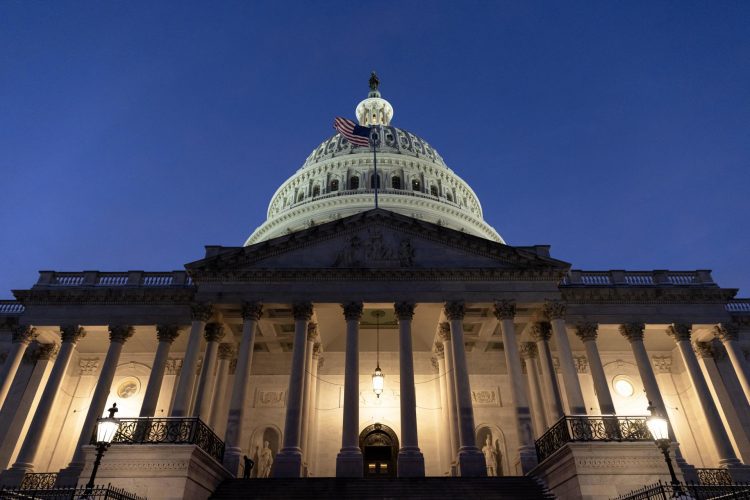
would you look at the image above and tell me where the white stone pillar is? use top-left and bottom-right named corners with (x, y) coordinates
top-left (493, 300), bottom-right (537, 473)
top-left (574, 322), bottom-right (615, 415)
top-left (209, 343), bottom-right (234, 431)
top-left (543, 302), bottom-right (587, 415)
top-left (520, 342), bottom-right (548, 436)
top-left (223, 302), bottom-right (261, 475)
top-left (140, 325), bottom-right (181, 417)
top-left (444, 301), bottom-right (486, 477)
top-left (668, 324), bottom-right (744, 468)
top-left (531, 322), bottom-right (564, 422)
top-left (336, 301), bottom-right (363, 477)
top-left (306, 343), bottom-right (322, 476)
top-left (300, 322), bottom-right (318, 470)
top-left (395, 301), bottom-right (425, 477)
top-left (0, 325), bottom-right (34, 411)
top-left (193, 322), bottom-right (225, 420)
top-left (275, 302), bottom-right (313, 478)
top-left (716, 323), bottom-right (750, 406)
top-left (58, 325), bottom-right (134, 485)
top-left (438, 322), bottom-right (460, 472)
top-left (171, 304), bottom-right (212, 417)
top-left (434, 343), bottom-right (452, 474)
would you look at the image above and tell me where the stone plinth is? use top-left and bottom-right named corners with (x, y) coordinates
top-left (77, 444), bottom-right (231, 500)
top-left (529, 441), bottom-right (683, 500)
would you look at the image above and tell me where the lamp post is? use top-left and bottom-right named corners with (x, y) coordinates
top-left (646, 402), bottom-right (684, 496)
top-left (85, 402), bottom-right (120, 494)
top-left (371, 310), bottom-right (385, 398)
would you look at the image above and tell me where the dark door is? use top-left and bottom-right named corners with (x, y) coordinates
top-left (359, 423), bottom-right (399, 478)
top-left (364, 444), bottom-right (393, 477)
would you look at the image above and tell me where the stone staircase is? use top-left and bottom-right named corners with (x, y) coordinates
top-left (210, 476), bottom-right (556, 499)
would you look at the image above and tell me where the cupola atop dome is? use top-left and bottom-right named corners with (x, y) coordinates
top-left (356, 72), bottom-right (393, 126)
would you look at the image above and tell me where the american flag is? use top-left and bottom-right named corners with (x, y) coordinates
top-left (333, 117), bottom-right (371, 147)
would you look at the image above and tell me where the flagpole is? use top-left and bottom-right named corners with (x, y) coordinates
top-left (372, 126), bottom-right (379, 209)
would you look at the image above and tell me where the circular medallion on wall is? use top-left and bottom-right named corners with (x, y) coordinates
top-left (116, 377), bottom-right (141, 399)
top-left (612, 375), bottom-right (635, 398)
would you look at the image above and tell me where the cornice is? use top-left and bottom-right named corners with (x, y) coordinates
top-left (13, 287), bottom-right (196, 306)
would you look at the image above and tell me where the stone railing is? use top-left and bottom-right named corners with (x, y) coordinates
top-left (535, 415), bottom-right (651, 463)
top-left (107, 417), bottom-right (224, 464)
top-left (0, 301), bottom-right (24, 314)
top-left (561, 270), bottom-right (716, 287)
top-left (34, 271), bottom-right (194, 288)
top-left (727, 299), bottom-right (750, 313)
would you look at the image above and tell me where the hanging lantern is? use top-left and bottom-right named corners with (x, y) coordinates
top-left (372, 310), bottom-right (385, 397)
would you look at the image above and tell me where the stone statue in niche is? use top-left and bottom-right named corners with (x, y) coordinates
top-left (482, 435), bottom-right (498, 477)
top-left (257, 441), bottom-right (273, 478)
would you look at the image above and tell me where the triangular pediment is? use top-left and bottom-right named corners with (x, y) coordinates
top-left (186, 210), bottom-right (570, 280)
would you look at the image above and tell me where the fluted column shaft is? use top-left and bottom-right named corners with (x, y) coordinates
top-left (531, 322), bottom-right (564, 422)
top-left (395, 301), bottom-right (425, 477)
top-left (438, 323), bottom-right (460, 467)
top-left (444, 302), bottom-right (486, 477)
top-left (0, 325), bottom-right (34, 410)
top-left (336, 302), bottom-right (363, 477)
top-left (193, 322), bottom-right (225, 419)
top-left (575, 323), bottom-right (615, 415)
top-left (140, 325), bottom-right (180, 417)
top-left (306, 345), bottom-right (322, 475)
top-left (716, 324), bottom-right (750, 406)
top-left (520, 342), bottom-right (548, 436)
top-left (434, 346), bottom-right (452, 473)
top-left (300, 323), bottom-right (318, 466)
top-left (275, 302), bottom-right (313, 478)
top-left (172, 304), bottom-right (212, 417)
top-left (544, 302), bottom-right (587, 415)
top-left (224, 303), bottom-right (261, 475)
top-left (209, 343), bottom-right (234, 431)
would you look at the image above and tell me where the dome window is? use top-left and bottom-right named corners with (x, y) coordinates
top-left (312, 186), bottom-right (320, 197)
top-left (430, 185), bottom-right (439, 197)
top-left (350, 177), bottom-right (360, 190)
top-left (412, 179), bottom-right (421, 191)
top-left (330, 179), bottom-right (339, 191)
top-left (297, 192), bottom-right (304, 203)
top-left (392, 176), bottom-right (401, 189)
top-left (371, 175), bottom-right (381, 189)
top-left (446, 193), bottom-right (453, 202)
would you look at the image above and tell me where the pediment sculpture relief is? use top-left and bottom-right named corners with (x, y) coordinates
top-left (333, 229), bottom-right (415, 268)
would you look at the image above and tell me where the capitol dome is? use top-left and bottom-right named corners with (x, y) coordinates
top-left (245, 74), bottom-right (504, 245)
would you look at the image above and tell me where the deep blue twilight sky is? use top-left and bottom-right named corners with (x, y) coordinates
top-left (1, 1), bottom-right (748, 299)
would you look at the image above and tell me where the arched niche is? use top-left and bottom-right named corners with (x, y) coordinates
top-left (359, 423), bottom-right (399, 478)
top-left (248, 424), bottom-right (282, 478)
top-left (475, 424), bottom-right (509, 476)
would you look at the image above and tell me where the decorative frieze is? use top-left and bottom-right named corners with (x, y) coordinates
top-left (165, 358), bottom-right (183, 376)
top-left (573, 355), bottom-right (588, 374)
top-left (651, 356), bottom-right (672, 373)
top-left (471, 388), bottom-right (501, 406)
top-left (253, 389), bottom-right (286, 408)
top-left (79, 358), bottom-right (100, 375)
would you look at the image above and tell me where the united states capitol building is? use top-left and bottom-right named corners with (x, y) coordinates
top-left (0, 76), bottom-right (749, 500)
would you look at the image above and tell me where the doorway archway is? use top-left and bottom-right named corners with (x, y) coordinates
top-left (359, 423), bottom-right (399, 478)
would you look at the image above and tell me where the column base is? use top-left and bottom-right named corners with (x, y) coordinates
top-left (55, 462), bottom-right (84, 487)
top-left (223, 447), bottom-right (242, 477)
top-left (397, 447), bottom-right (425, 477)
top-left (336, 448), bottom-right (363, 478)
top-left (450, 462), bottom-right (458, 477)
top-left (272, 448), bottom-right (303, 478)
top-left (517, 445), bottom-right (538, 475)
top-left (0, 465), bottom-right (31, 487)
top-left (457, 447), bottom-right (487, 477)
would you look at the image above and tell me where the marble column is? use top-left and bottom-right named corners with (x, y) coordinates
top-left (395, 301), bottom-right (425, 477)
top-left (209, 343), bottom-right (234, 431)
top-left (172, 303), bottom-right (213, 417)
top-left (306, 343), bottom-right (322, 476)
top-left (275, 302), bottom-right (313, 478)
top-left (543, 302), bottom-right (587, 415)
top-left (520, 342), bottom-right (548, 436)
top-left (336, 301), bottom-right (363, 477)
top-left (493, 300), bottom-right (537, 473)
top-left (531, 322), bottom-right (564, 422)
top-left (667, 324), bottom-right (744, 468)
top-left (434, 343), bottom-right (453, 474)
top-left (574, 322), bottom-right (615, 415)
top-left (224, 302), bottom-right (262, 475)
top-left (140, 325), bottom-right (181, 417)
top-left (58, 325), bottom-right (134, 485)
top-left (300, 322), bottom-right (318, 470)
top-left (438, 322), bottom-right (460, 472)
top-left (715, 323), bottom-right (750, 406)
top-left (193, 322), bottom-right (225, 420)
top-left (0, 325), bottom-right (34, 411)
top-left (444, 301), bottom-right (486, 477)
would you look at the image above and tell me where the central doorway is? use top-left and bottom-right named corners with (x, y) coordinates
top-left (359, 423), bottom-right (399, 478)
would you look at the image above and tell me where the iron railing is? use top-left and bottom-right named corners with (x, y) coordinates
top-left (697, 468), bottom-right (734, 486)
top-left (535, 416), bottom-right (651, 463)
top-left (19, 472), bottom-right (58, 489)
top-left (0, 483), bottom-right (145, 500)
top-left (612, 480), bottom-right (750, 499)
top-left (106, 417), bottom-right (225, 463)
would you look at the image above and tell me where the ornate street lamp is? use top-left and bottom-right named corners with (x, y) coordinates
top-left (371, 310), bottom-right (385, 398)
top-left (85, 402), bottom-right (120, 493)
top-left (646, 402), bottom-right (684, 496)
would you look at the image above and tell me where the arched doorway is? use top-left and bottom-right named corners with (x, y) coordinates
top-left (359, 423), bottom-right (399, 478)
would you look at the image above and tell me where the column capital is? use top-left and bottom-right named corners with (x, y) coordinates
top-left (394, 301), bottom-right (416, 320)
top-left (493, 300), bottom-right (516, 320)
top-left (12, 325), bottom-right (35, 344)
top-left (109, 325), bottom-right (134, 344)
top-left (437, 321), bottom-right (451, 341)
top-left (60, 325), bottom-right (86, 344)
top-left (519, 341), bottom-right (538, 359)
top-left (204, 322), bottom-right (226, 342)
top-left (312, 342), bottom-right (322, 358)
top-left (530, 322), bottom-right (552, 342)
top-left (714, 323), bottom-right (739, 342)
top-left (433, 341), bottom-right (445, 359)
top-left (667, 323), bottom-right (692, 342)
top-left (542, 300), bottom-right (566, 320)
top-left (241, 302), bottom-right (263, 321)
top-left (619, 322), bottom-right (645, 342)
top-left (218, 342), bottom-right (236, 360)
top-left (34, 342), bottom-right (59, 361)
top-left (156, 324), bottom-right (181, 344)
top-left (693, 341), bottom-right (714, 359)
top-left (574, 322), bottom-right (598, 342)
top-left (341, 301), bottom-right (363, 321)
top-left (190, 303), bottom-right (213, 322)
top-left (307, 322), bottom-right (319, 342)
top-left (443, 301), bottom-right (465, 320)
top-left (293, 302), bottom-right (314, 321)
